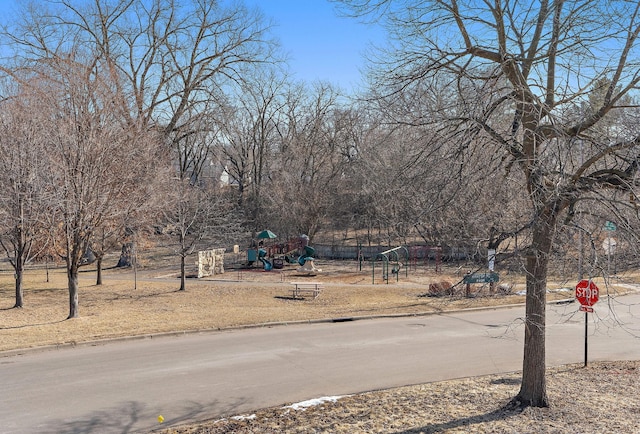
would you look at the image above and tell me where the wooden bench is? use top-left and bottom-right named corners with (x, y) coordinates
top-left (290, 281), bottom-right (323, 299)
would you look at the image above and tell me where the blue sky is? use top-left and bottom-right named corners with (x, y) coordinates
top-left (0, 0), bottom-right (385, 92)
top-left (248, 0), bottom-right (385, 91)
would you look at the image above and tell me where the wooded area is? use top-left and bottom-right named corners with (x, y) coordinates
top-left (1, 0), bottom-right (640, 409)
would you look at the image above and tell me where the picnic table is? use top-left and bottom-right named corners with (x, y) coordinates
top-left (290, 281), bottom-right (323, 299)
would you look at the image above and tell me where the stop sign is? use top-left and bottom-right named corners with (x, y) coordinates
top-left (575, 279), bottom-right (599, 306)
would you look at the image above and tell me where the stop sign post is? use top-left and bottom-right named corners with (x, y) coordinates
top-left (575, 279), bottom-right (599, 367)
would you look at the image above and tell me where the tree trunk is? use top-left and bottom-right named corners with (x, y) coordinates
top-left (180, 254), bottom-right (186, 291)
top-left (514, 210), bottom-right (555, 407)
top-left (68, 267), bottom-right (79, 319)
top-left (117, 242), bottom-right (134, 267)
top-left (96, 255), bottom-right (103, 285)
top-left (14, 261), bottom-right (24, 308)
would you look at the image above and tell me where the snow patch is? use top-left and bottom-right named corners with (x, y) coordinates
top-left (551, 287), bottom-right (573, 293)
top-left (231, 414), bottom-right (256, 421)
top-left (283, 395), bottom-right (349, 411)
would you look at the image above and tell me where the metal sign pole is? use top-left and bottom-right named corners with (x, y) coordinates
top-left (584, 311), bottom-right (588, 367)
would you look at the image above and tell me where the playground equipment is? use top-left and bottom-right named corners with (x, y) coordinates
top-left (257, 248), bottom-right (273, 271)
top-left (373, 246), bottom-right (409, 284)
top-left (409, 245), bottom-right (442, 272)
top-left (296, 234), bottom-right (321, 274)
top-left (247, 229), bottom-right (277, 270)
top-left (297, 245), bottom-right (321, 273)
top-left (246, 231), bottom-right (321, 273)
top-left (256, 229), bottom-right (277, 240)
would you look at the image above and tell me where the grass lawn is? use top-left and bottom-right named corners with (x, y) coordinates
top-left (0, 257), bottom-right (594, 353)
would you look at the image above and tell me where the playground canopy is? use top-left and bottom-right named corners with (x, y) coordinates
top-left (256, 229), bottom-right (277, 239)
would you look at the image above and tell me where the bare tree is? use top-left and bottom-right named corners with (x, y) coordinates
top-left (218, 69), bottom-right (288, 227)
top-left (337, 0), bottom-right (640, 407)
top-left (268, 82), bottom-right (351, 240)
top-left (90, 224), bottom-right (119, 285)
top-left (16, 51), bottom-right (164, 319)
top-left (162, 180), bottom-right (241, 291)
top-left (0, 88), bottom-right (49, 308)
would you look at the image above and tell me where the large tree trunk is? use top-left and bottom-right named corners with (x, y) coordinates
top-left (514, 209), bottom-right (556, 407)
top-left (68, 267), bottom-right (79, 319)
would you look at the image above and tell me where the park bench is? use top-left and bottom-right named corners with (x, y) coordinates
top-left (290, 281), bottom-right (323, 299)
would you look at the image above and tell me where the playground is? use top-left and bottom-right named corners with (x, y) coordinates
top-left (2, 233), bottom-right (634, 354)
top-left (0, 233), bottom-right (570, 353)
top-left (218, 234), bottom-right (510, 297)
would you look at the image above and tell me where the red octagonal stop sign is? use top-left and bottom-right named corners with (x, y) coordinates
top-left (575, 279), bottom-right (599, 306)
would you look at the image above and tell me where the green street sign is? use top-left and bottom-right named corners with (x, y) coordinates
top-left (464, 272), bottom-right (499, 284)
top-left (604, 221), bottom-right (617, 231)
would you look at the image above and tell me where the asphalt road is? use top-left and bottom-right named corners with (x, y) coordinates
top-left (2, 294), bottom-right (640, 434)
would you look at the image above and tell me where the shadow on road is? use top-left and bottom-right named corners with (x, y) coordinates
top-left (39, 397), bottom-right (250, 434)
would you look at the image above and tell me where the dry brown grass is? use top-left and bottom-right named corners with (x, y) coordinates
top-left (159, 361), bottom-right (640, 433)
top-left (1, 257), bottom-right (638, 433)
top-left (0, 260), bottom-right (586, 353)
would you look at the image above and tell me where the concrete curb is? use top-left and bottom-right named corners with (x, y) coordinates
top-left (0, 297), bottom-right (577, 359)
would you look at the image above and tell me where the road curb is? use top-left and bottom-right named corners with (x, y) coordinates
top-left (0, 297), bottom-right (576, 359)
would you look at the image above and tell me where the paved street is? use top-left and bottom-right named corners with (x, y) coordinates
top-left (2, 294), bottom-right (639, 433)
